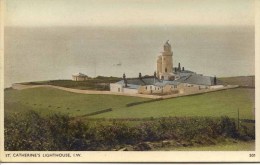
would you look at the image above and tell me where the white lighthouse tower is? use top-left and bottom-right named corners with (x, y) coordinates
top-left (156, 40), bottom-right (174, 80)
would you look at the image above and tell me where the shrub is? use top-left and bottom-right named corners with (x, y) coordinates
top-left (218, 116), bottom-right (239, 138)
top-left (5, 111), bottom-right (90, 151)
top-left (4, 111), bottom-right (254, 151)
top-left (4, 111), bottom-right (51, 150)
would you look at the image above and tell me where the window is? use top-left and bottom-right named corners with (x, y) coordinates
top-left (165, 68), bottom-right (167, 72)
top-left (145, 86), bottom-right (147, 90)
top-left (118, 88), bottom-right (120, 92)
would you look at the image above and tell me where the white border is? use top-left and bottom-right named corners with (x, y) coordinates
top-left (0, 0), bottom-right (259, 162)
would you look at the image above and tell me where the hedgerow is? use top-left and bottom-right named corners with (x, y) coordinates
top-left (4, 111), bottom-right (254, 151)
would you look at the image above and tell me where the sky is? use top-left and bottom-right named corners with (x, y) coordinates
top-left (5, 0), bottom-right (255, 27)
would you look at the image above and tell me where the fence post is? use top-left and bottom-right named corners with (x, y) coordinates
top-left (237, 108), bottom-right (240, 131)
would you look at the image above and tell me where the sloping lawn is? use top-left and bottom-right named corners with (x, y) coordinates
top-left (93, 88), bottom-right (255, 120)
top-left (4, 87), bottom-right (150, 116)
top-left (5, 87), bottom-right (254, 120)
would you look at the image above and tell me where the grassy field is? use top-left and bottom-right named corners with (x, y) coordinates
top-left (4, 87), bottom-right (149, 116)
top-left (93, 88), bottom-right (255, 119)
top-left (5, 87), bottom-right (254, 120)
top-left (154, 140), bottom-right (255, 151)
top-left (21, 76), bottom-right (121, 90)
top-left (219, 76), bottom-right (255, 88)
top-left (5, 84), bottom-right (255, 151)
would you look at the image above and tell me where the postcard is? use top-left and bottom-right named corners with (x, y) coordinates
top-left (0, 0), bottom-right (259, 162)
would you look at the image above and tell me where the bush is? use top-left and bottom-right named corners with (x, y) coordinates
top-left (218, 116), bottom-right (239, 138)
top-left (5, 111), bottom-right (51, 150)
top-left (238, 122), bottom-right (255, 141)
top-left (5, 111), bottom-right (90, 151)
top-left (4, 111), bottom-right (254, 151)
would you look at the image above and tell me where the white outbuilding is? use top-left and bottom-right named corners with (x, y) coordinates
top-left (72, 73), bottom-right (88, 81)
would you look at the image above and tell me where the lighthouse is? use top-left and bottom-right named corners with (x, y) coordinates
top-left (156, 40), bottom-right (174, 80)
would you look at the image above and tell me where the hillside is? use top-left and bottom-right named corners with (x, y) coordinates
top-left (4, 78), bottom-right (255, 151)
top-left (219, 76), bottom-right (255, 88)
top-left (4, 87), bottom-right (149, 117)
top-left (92, 88), bottom-right (255, 120)
top-left (5, 87), bottom-right (254, 120)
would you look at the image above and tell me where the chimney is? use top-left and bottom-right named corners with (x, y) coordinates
top-left (214, 76), bottom-right (217, 85)
top-left (139, 72), bottom-right (142, 79)
top-left (178, 63), bottom-right (181, 70)
top-left (154, 71), bottom-right (156, 77)
top-left (123, 73), bottom-right (127, 87)
top-left (154, 71), bottom-right (157, 84)
top-left (182, 67), bottom-right (184, 71)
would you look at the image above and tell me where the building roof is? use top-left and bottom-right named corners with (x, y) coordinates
top-left (126, 84), bottom-right (141, 89)
top-left (176, 74), bottom-right (214, 86)
top-left (115, 80), bottom-right (141, 89)
top-left (174, 68), bottom-right (195, 76)
top-left (116, 76), bottom-right (161, 87)
top-left (142, 76), bottom-right (161, 85)
top-left (178, 72), bottom-right (193, 78)
top-left (73, 72), bottom-right (88, 77)
top-left (155, 80), bottom-right (180, 87)
top-left (115, 72), bottom-right (214, 88)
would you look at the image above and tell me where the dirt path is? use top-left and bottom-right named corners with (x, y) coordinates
top-left (12, 83), bottom-right (239, 99)
top-left (11, 84), bottom-right (161, 99)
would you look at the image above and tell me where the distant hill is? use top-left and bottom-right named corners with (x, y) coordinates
top-left (219, 76), bottom-right (255, 88)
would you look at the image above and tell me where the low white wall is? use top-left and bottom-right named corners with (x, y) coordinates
top-left (110, 83), bottom-right (123, 92)
top-left (210, 85), bottom-right (224, 89)
top-left (123, 88), bottom-right (138, 94)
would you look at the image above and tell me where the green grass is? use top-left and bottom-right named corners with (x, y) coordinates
top-left (21, 76), bottom-right (121, 90)
top-left (4, 87), bottom-right (255, 151)
top-left (93, 88), bottom-right (255, 120)
top-left (5, 87), bottom-right (255, 120)
top-left (4, 87), bottom-right (149, 116)
top-left (154, 140), bottom-right (255, 151)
